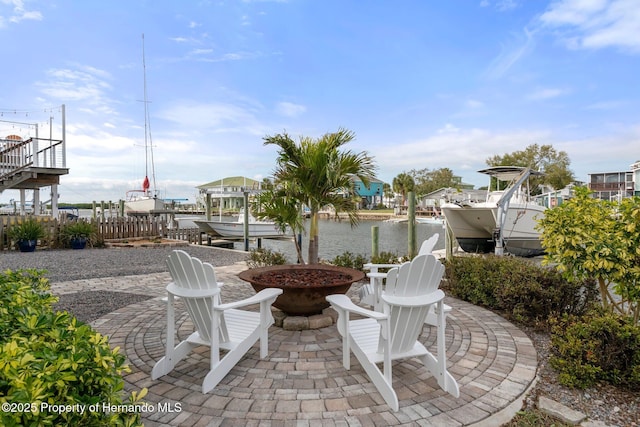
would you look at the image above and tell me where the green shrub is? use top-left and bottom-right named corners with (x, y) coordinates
top-left (443, 255), bottom-right (598, 329)
top-left (330, 251), bottom-right (369, 271)
top-left (370, 251), bottom-right (406, 265)
top-left (59, 220), bottom-right (98, 248)
top-left (443, 255), bottom-right (501, 308)
top-left (0, 270), bottom-right (144, 426)
top-left (247, 248), bottom-right (288, 268)
top-left (6, 218), bottom-right (46, 248)
top-left (550, 310), bottom-right (640, 390)
top-left (0, 270), bottom-right (56, 338)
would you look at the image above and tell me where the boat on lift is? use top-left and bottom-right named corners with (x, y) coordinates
top-left (441, 166), bottom-right (546, 257)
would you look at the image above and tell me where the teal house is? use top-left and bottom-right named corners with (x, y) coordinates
top-left (351, 176), bottom-right (385, 208)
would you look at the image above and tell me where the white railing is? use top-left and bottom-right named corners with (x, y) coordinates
top-left (0, 137), bottom-right (65, 179)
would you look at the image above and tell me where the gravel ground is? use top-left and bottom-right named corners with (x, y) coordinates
top-left (2, 245), bottom-right (638, 426)
top-left (0, 245), bottom-right (248, 283)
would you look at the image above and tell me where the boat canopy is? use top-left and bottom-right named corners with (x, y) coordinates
top-left (477, 166), bottom-right (543, 182)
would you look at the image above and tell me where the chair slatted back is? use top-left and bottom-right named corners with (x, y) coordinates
top-left (380, 254), bottom-right (445, 355)
top-left (418, 233), bottom-right (439, 255)
top-left (166, 250), bottom-right (221, 342)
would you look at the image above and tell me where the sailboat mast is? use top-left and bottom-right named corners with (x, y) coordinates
top-left (141, 33), bottom-right (156, 196)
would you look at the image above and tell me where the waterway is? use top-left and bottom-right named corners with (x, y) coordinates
top-left (79, 209), bottom-right (445, 263)
top-left (200, 217), bottom-right (446, 263)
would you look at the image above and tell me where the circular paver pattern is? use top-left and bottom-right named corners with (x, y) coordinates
top-left (53, 268), bottom-right (537, 426)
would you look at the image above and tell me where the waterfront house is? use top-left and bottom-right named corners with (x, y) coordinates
top-left (588, 167), bottom-right (635, 201)
top-left (196, 176), bottom-right (262, 211)
top-left (350, 176), bottom-right (385, 209)
top-left (632, 160), bottom-right (640, 196)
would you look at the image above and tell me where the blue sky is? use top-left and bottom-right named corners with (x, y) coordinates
top-left (1, 0), bottom-right (638, 205)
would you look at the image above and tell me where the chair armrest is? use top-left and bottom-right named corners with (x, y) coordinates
top-left (326, 294), bottom-right (387, 320)
top-left (367, 272), bottom-right (388, 279)
top-left (166, 282), bottom-right (221, 299)
top-left (363, 263), bottom-right (401, 271)
top-left (382, 290), bottom-right (444, 307)
top-left (216, 288), bottom-right (282, 311)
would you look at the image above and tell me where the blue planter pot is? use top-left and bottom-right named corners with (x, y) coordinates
top-left (18, 239), bottom-right (37, 252)
top-left (70, 237), bottom-right (87, 250)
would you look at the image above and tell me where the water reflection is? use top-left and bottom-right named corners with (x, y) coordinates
top-left (247, 218), bottom-right (445, 263)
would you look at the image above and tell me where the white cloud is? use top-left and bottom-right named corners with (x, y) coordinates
top-left (478, 0), bottom-right (520, 11)
top-left (36, 66), bottom-right (115, 113)
top-left (496, 0), bottom-right (519, 11)
top-left (189, 48), bottom-right (214, 56)
top-left (466, 99), bottom-right (485, 109)
top-left (526, 87), bottom-right (570, 100)
top-left (484, 28), bottom-right (535, 79)
top-left (275, 101), bottom-right (306, 117)
top-left (371, 126), bottom-right (552, 186)
top-left (438, 123), bottom-right (460, 134)
top-left (0, 0), bottom-right (42, 27)
top-left (370, 122), bottom-right (640, 189)
top-left (539, 0), bottom-right (640, 53)
top-left (159, 101), bottom-right (267, 136)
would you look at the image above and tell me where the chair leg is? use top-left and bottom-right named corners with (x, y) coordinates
top-left (350, 337), bottom-right (399, 412)
top-left (419, 301), bottom-right (460, 398)
top-left (202, 329), bottom-right (261, 393)
top-left (151, 340), bottom-right (194, 380)
top-left (152, 293), bottom-right (196, 380)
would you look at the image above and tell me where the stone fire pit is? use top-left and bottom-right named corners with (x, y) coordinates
top-left (238, 264), bottom-right (365, 316)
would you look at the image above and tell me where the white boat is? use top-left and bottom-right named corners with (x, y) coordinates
top-left (124, 190), bottom-right (165, 215)
top-left (194, 211), bottom-right (287, 238)
top-left (415, 216), bottom-right (445, 226)
top-left (441, 166), bottom-right (546, 257)
top-left (124, 34), bottom-right (166, 216)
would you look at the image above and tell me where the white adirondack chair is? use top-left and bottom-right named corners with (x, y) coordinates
top-left (327, 254), bottom-right (459, 412)
top-left (151, 250), bottom-right (282, 393)
top-left (360, 233), bottom-right (450, 325)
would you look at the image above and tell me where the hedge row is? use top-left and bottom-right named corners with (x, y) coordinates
top-left (442, 255), bottom-right (598, 329)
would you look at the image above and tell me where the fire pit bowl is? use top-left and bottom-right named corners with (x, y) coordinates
top-left (238, 264), bottom-right (365, 316)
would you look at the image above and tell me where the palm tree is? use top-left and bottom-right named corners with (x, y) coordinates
top-left (263, 128), bottom-right (376, 264)
top-left (252, 186), bottom-right (306, 263)
top-left (392, 172), bottom-right (415, 206)
top-left (383, 182), bottom-right (393, 207)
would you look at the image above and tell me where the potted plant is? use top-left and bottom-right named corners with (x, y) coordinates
top-left (239, 128), bottom-right (376, 315)
top-left (7, 217), bottom-right (46, 252)
top-left (60, 220), bottom-right (97, 249)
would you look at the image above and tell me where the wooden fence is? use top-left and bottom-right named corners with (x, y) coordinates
top-left (0, 215), bottom-right (205, 251)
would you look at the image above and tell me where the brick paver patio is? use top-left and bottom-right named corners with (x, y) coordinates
top-left (51, 263), bottom-right (537, 426)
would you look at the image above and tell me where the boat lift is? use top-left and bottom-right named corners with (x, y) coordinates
top-left (488, 167), bottom-right (543, 256)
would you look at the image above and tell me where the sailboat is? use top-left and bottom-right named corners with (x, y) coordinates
top-left (125, 34), bottom-right (165, 216)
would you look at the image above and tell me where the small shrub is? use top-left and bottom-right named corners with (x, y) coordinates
top-left (6, 218), bottom-right (46, 249)
top-left (370, 251), bottom-right (406, 265)
top-left (330, 251), bottom-right (369, 271)
top-left (443, 255), bottom-right (500, 308)
top-left (0, 270), bottom-right (144, 426)
top-left (550, 310), bottom-right (640, 390)
top-left (443, 255), bottom-right (598, 329)
top-left (503, 409), bottom-right (573, 427)
top-left (59, 220), bottom-right (98, 248)
top-left (247, 248), bottom-right (288, 268)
